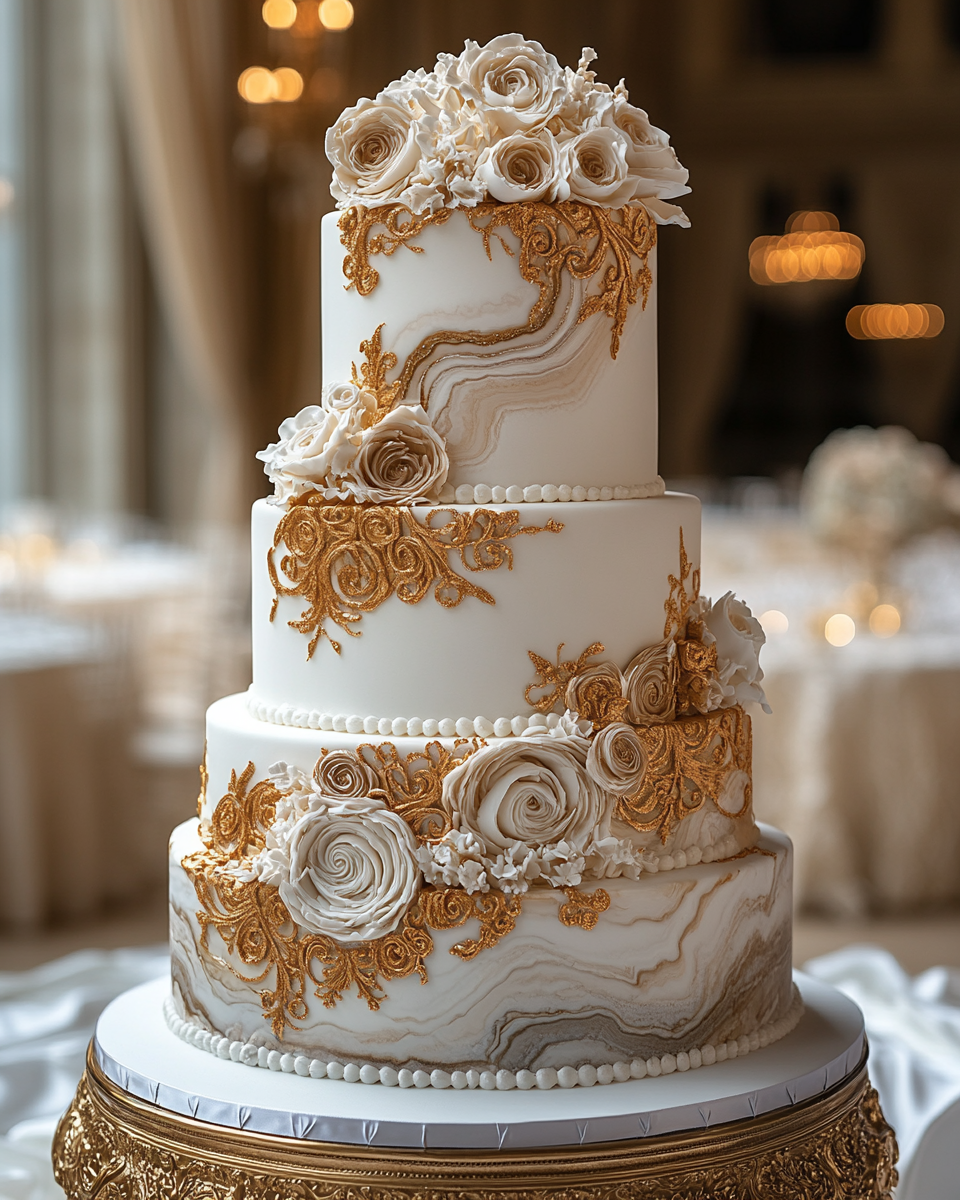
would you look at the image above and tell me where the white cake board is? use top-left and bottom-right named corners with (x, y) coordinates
top-left (93, 972), bottom-right (865, 1151)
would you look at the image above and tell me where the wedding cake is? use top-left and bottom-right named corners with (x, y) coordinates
top-left (166, 35), bottom-right (800, 1092)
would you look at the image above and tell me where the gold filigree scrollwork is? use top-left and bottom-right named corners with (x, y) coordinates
top-left (617, 707), bottom-right (753, 844)
top-left (418, 886), bottom-right (523, 961)
top-left (340, 201), bottom-right (656, 418)
top-left (269, 501), bottom-right (562, 659)
top-left (524, 641), bottom-right (606, 712)
top-left (339, 205), bottom-right (451, 297)
top-left (356, 739), bottom-right (479, 841)
top-left (204, 762), bottom-right (281, 860)
top-left (663, 527), bottom-right (700, 639)
top-left (196, 742), bottom-right (208, 820)
top-left (558, 886), bottom-right (611, 929)
top-left (54, 1053), bottom-right (898, 1200)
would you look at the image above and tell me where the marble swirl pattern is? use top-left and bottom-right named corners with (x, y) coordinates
top-left (169, 821), bottom-right (794, 1074)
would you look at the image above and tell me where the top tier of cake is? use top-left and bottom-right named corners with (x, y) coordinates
top-left (320, 206), bottom-right (660, 493)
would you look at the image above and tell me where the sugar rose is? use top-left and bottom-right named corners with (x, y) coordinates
top-left (623, 638), bottom-right (678, 724)
top-left (562, 127), bottom-right (636, 207)
top-left (312, 750), bottom-right (380, 799)
top-left (277, 795), bottom-right (420, 942)
top-left (457, 34), bottom-right (565, 135)
top-left (350, 404), bottom-right (449, 504)
top-left (586, 722), bottom-right (647, 795)
top-left (441, 735), bottom-right (612, 854)
top-left (473, 128), bottom-right (568, 203)
top-left (700, 592), bottom-right (771, 713)
top-left (327, 93), bottom-right (424, 209)
top-left (256, 404), bottom-right (359, 505)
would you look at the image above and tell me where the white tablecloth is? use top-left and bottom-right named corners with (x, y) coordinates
top-left (704, 513), bottom-right (960, 914)
top-left (0, 946), bottom-right (956, 1198)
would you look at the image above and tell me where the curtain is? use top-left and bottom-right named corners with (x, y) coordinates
top-left (112, 0), bottom-right (251, 527)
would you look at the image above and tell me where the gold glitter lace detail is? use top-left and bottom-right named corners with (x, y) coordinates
top-left (339, 206), bottom-right (452, 298)
top-left (182, 744), bottom-right (532, 1035)
top-left (196, 743), bottom-right (208, 820)
top-left (339, 201), bottom-right (656, 418)
top-left (524, 641), bottom-right (606, 712)
top-left (663, 527), bottom-right (700, 639)
top-left (558, 886), bottom-right (611, 929)
top-left (616, 707), bottom-right (753, 843)
top-left (269, 501), bottom-right (562, 659)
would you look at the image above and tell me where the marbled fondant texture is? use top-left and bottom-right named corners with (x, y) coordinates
top-left (170, 822), bottom-right (793, 1074)
top-left (320, 212), bottom-right (659, 490)
top-left (250, 493), bottom-right (701, 726)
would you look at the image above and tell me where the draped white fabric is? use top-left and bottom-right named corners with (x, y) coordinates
top-left (0, 946), bottom-right (958, 1196)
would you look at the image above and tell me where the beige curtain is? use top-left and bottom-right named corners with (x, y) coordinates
top-left (112, 0), bottom-right (250, 527)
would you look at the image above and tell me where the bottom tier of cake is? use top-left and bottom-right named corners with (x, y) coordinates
top-left (169, 821), bottom-right (796, 1083)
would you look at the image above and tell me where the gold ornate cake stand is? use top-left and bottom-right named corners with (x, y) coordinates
top-left (54, 1040), bottom-right (896, 1199)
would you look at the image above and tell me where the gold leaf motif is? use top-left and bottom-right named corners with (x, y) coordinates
top-left (616, 707), bottom-right (753, 844)
top-left (675, 636), bottom-right (720, 717)
top-left (558, 886), bottom-right (611, 929)
top-left (269, 502), bottom-right (562, 660)
top-left (339, 205), bottom-right (451, 298)
top-left (339, 201), bottom-right (656, 422)
top-left (524, 641), bottom-right (606, 712)
top-left (54, 1053), bottom-right (899, 1199)
top-left (196, 742), bottom-right (208, 820)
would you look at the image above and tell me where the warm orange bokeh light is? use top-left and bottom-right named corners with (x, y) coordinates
top-left (261, 0), bottom-right (297, 28)
top-left (272, 67), bottom-right (304, 101)
top-left (238, 66), bottom-right (277, 104)
top-left (846, 303), bottom-right (945, 340)
top-left (749, 211), bottom-right (864, 285)
top-left (318, 0), bottom-right (354, 30)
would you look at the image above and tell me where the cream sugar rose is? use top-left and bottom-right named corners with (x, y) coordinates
top-left (169, 34), bottom-right (796, 1091)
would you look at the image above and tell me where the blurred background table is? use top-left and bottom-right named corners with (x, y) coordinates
top-left (703, 509), bottom-right (960, 915)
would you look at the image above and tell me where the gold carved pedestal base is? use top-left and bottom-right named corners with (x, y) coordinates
top-left (53, 1043), bottom-right (897, 1200)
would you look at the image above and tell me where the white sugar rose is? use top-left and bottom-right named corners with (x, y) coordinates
top-left (457, 34), bottom-right (565, 135)
top-left (323, 382), bottom-right (377, 428)
top-left (700, 592), bottom-right (771, 714)
top-left (441, 734), bottom-right (612, 856)
top-left (623, 638), bottom-right (678, 724)
top-left (257, 404), bottom-right (360, 505)
top-left (276, 795), bottom-right (420, 942)
top-left (312, 750), bottom-right (380, 799)
top-left (562, 127), bottom-right (636, 207)
top-left (348, 404), bottom-right (449, 504)
top-left (326, 93), bottom-right (424, 208)
top-left (586, 722), bottom-right (647, 795)
top-left (607, 96), bottom-right (690, 226)
top-left (473, 128), bottom-right (568, 203)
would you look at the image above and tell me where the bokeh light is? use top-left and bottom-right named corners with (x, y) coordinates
top-left (0, 178), bottom-right (13, 211)
top-left (238, 66), bottom-right (277, 104)
top-left (869, 604), bottom-right (901, 637)
top-left (846, 303), bottom-right (945, 340)
top-left (760, 609), bottom-right (789, 635)
top-left (824, 613), bottom-right (856, 646)
top-left (318, 0), bottom-right (354, 30)
top-left (749, 212), bottom-right (864, 286)
top-left (272, 67), bottom-right (304, 101)
top-left (237, 67), bottom-right (303, 104)
top-left (261, 0), bottom-right (298, 28)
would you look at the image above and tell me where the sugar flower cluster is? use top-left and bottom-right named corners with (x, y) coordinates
top-left (325, 35), bottom-right (689, 223)
top-left (257, 384), bottom-right (448, 506)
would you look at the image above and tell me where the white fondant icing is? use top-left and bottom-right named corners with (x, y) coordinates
top-left (436, 479), bottom-right (665, 504)
top-left (321, 212), bottom-right (659, 489)
top-left (163, 988), bottom-right (804, 1089)
top-left (250, 494), bottom-right (701, 728)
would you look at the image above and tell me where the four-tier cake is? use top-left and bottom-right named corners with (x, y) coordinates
top-left (166, 35), bottom-right (801, 1092)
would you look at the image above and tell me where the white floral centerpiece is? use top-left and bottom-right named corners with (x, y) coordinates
top-left (802, 425), bottom-right (960, 559)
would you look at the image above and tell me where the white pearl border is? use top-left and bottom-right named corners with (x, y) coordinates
top-left (247, 692), bottom-right (558, 739)
top-left (435, 479), bottom-right (665, 505)
top-left (164, 985), bottom-right (803, 1091)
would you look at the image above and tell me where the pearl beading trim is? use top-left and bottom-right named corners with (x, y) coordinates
top-left (164, 985), bottom-right (803, 1091)
top-left (434, 478), bottom-right (665, 505)
top-left (247, 692), bottom-right (561, 739)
